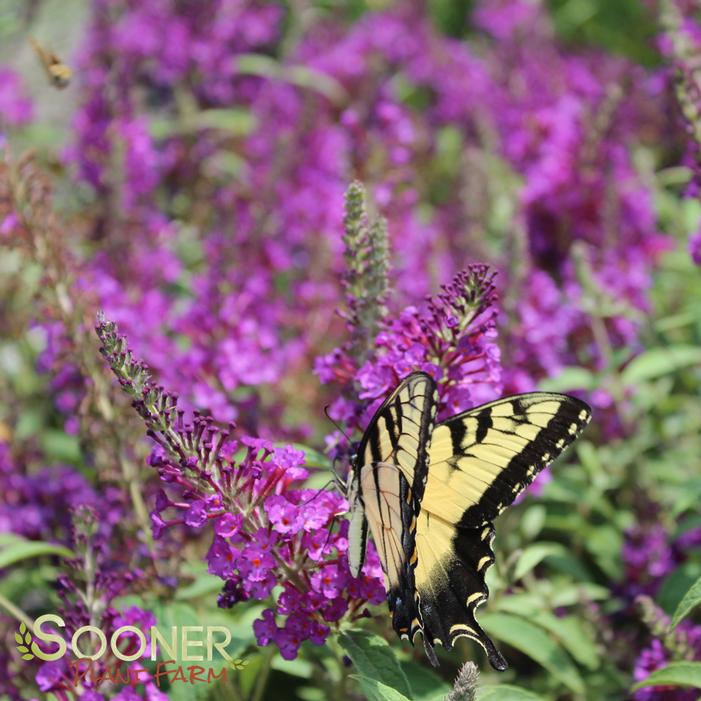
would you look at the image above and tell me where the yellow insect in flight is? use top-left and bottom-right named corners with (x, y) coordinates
top-left (29, 37), bottom-right (72, 89)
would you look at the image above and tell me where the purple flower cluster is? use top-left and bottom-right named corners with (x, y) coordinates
top-left (0, 66), bottom-right (33, 129)
top-left (632, 598), bottom-right (701, 701)
top-left (622, 521), bottom-right (682, 600)
top-left (0, 441), bottom-right (100, 545)
top-left (621, 500), bottom-right (701, 604)
top-left (32, 506), bottom-right (160, 700)
top-left (97, 316), bottom-right (385, 660)
top-left (35, 606), bottom-right (164, 701)
top-left (159, 439), bottom-right (386, 659)
top-left (318, 265), bottom-right (503, 440)
top-left (49, 0), bottom-right (671, 445)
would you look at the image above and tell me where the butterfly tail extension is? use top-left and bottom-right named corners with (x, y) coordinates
top-left (388, 578), bottom-right (424, 642)
top-left (417, 581), bottom-right (507, 670)
top-left (421, 631), bottom-right (440, 667)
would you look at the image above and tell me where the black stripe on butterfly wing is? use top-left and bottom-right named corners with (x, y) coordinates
top-left (462, 394), bottom-right (591, 526)
top-left (356, 372), bottom-right (438, 503)
top-left (474, 407), bottom-right (492, 444)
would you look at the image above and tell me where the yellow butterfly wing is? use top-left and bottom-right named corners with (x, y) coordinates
top-left (412, 393), bottom-right (592, 668)
top-left (348, 373), bottom-right (439, 661)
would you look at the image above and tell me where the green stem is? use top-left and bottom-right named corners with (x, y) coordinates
top-left (218, 666), bottom-right (246, 701)
top-left (248, 647), bottom-right (275, 701)
top-left (0, 591), bottom-right (34, 629)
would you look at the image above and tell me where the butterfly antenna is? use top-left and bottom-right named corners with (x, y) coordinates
top-left (298, 480), bottom-right (337, 506)
top-left (323, 405), bottom-right (357, 489)
top-left (323, 405), bottom-right (353, 444)
top-left (322, 514), bottom-right (339, 552)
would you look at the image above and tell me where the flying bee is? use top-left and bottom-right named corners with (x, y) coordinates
top-left (28, 37), bottom-right (72, 89)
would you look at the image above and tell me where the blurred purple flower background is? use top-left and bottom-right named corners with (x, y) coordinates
top-left (1, 0), bottom-right (701, 700)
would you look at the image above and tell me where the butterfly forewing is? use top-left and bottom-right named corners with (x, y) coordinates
top-left (349, 371), bottom-right (438, 575)
top-left (425, 393), bottom-right (592, 527)
top-left (414, 392), bottom-right (591, 668)
top-left (356, 372), bottom-right (438, 500)
top-left (348, 373), bottom-right (438, 642)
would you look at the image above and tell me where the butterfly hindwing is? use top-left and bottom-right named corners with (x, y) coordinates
top-left (414, 515), bottom-right (507, 670)
top-left (359, 461), bottom-right (428, 659)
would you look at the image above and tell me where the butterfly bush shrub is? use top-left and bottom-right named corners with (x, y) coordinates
top-left (94, 180), bottom-right (508, 664)
top-left (52, 0), bottom-right (670, 440)
top-left (95, 313), bottom-right (386, 662)
top-left (3, 0), bottom-right (701, 699)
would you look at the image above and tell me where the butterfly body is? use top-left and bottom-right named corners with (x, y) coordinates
top-left (346, 372), bottom-right (591, 670)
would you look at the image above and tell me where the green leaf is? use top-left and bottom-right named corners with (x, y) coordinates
top-left (174, 571), bottom-right (223, 600)
top-left (297, 688), bottom-right (326, 701)
top-left (271, 654), bottom-right (313, 678)
top-left (672, 574), bottom-right (701, 628)
top-left (657, 562), bottom-right (701, 615)
top-left (622, 346), bottom-right (701, 384)
top-left (0, 539), bottom-right (74, 569)
top-left (400, 660), bottom-right (450, 701)
top-left (476, 685), bottom-right (547, 701)
top-left (39, 429), bottom-right (81, 463)
top-left (480, 613), bottom-right (584, 693)
top-left (196, 108), bottom-right (254, 135)
top-left (546, 550), bottom-right (596, 582)
top-left (349, 675), bottom-right (412, 701)
top-left (14, 632), bottom-right (22, 644)
top-left (277, 442), bottom-right (332, 470)
top-left (549, 583), bottom-right (611, 607)
top-left (513, 543), bottom-right (567, 581)
top-left (234, 54), bottom-right (347, 104)
top-left (339, 631), bottom-right (412, 699)
top-left (519, 505), bottom-right (546, 540)
top-left (583, 524), bottom-right (623, 580)
top-left (632, 662), bottom-right (701, 691)
top-left (0, 533), bottom-right (25, 547)
top-left (235, 53), bottom-right (281, 78)
top-left (149, 607), bottom-right (229, 701)
top-left (285, 65), bottom-right (348, 103)
top-left (494, 600), bottom-right (600, 670)
top-left (539, 367), bottom-right (596, 392)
